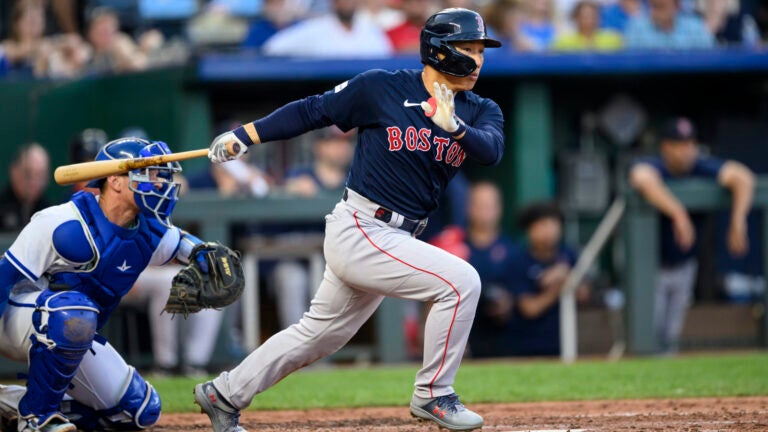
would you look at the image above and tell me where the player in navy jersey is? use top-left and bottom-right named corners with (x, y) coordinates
top-left (629, 117), bottom-right (754, 355)
top-left (0, 138), bottom-right (230, 432)
top-left (194, 8), bottom-right (504, 432)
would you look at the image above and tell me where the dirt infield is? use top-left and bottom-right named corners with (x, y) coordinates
top-left (156, 396), bottom-right (768, 431)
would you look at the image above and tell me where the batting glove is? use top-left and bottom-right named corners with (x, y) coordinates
top-left (209, 131), bottom-right (248, 164)
top-left (423, 82), bottom-right (465, 136)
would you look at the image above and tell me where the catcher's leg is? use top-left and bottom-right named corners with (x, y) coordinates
top-left (17, 290), bottom-right (98, 431)
top-left (211, 265), bottom-right (384, 409)
top-left (63, 338), bottom-right (161, 431)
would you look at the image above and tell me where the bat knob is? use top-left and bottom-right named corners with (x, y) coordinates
top-left (228, 142), bottom-right (241, 156)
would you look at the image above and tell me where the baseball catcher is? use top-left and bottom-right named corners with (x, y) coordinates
top-left (165, 242), bottom-right (245, 317)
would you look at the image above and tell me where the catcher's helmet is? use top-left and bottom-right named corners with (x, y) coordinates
top-left (420, 8), bottom-right (501, 77)
top-left (88, 137), bottom-right (182, 227)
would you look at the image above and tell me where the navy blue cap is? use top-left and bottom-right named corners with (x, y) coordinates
top-left (660, 117), bottom-right (697, 142)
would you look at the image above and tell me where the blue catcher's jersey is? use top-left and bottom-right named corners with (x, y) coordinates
top-left (4, 191), bottom-right (182, 326)
top-left (319, 69), bottom-right (504, 219)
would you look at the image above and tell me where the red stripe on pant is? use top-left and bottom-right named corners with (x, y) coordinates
top-left (353, 211), bottom-right (460, 398)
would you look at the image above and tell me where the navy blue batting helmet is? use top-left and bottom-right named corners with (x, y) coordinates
top-left (420, 8), bottom-right (501, 77)
top-left (88, 137), bottom-right (182, 227)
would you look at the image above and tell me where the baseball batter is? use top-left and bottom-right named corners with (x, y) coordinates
top-left (195, 8), bottom-right (504, 432)
top-left (0, 139), bottom-right (230, 432)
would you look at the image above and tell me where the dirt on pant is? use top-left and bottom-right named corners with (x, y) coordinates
top-left (156, 396), bottom-right (768, 431)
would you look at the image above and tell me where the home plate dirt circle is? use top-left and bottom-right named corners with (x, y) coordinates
top-left (155, 396), bottom-right (768, 431)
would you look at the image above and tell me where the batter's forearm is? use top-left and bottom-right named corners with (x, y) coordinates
top-left (455, 125), bottom-right (504, 166)
top-left (233, 96), bottom-right (333, 146)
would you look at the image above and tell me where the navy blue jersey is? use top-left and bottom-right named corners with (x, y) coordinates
top-left (507, 244), bottom-right (577, 356)
top-left (633, 155), bottom-right (725, 266)
top-left (318, 69), bottom-right (504, 219)
top-left (466, 234), bottom-right (521, 358)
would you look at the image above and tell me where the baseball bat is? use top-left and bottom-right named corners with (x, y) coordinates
top-left (54, 142), bottom-right (243, 186)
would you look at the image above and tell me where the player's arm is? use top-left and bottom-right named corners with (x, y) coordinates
top-left (425, 83), bottom-right (504, 166)
top-left (628, 162), bottom-right (695, 251)
top-left (516, 288), bottom-right (560, 319)
top-left (174, 230), bottom-right (204, 265)
top-left (0, 258), bottom-right (27, 317)
top-left (209, 71), bottom-right (381, 163)
top-left (718, 160), bottom-right (755, 256)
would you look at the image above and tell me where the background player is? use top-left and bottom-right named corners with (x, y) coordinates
top-left (0, 138), bottom-right (234, 431)
top-left (195, 8), bottom-right (504, 432)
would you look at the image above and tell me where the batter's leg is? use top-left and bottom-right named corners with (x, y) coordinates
top-left (333, 211), bottom-right (482, 430)
top-left (211, 265), bottom-right (384, 409)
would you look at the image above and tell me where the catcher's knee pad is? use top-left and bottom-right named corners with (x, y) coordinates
top-left (19, 290), bottom-right (99, 421)
top-left (65, 369), bottom-right (161, 431)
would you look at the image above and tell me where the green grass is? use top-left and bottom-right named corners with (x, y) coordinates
top-left (152, 352), bottom-right (768, 413)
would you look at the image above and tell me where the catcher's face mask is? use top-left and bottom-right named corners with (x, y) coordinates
top-left (129, 141), bottom-right (182, 227)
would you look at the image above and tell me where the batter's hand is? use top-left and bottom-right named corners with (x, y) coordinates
top-left (209, 131), bottom-right (248, 163)
top-left (423, 82), bottom-right (462, 134)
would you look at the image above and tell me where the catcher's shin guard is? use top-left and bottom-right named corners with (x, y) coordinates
top-left (62, 369), bottom-right (161, 431)
top-left (18, 290), bottom-right (98, 426)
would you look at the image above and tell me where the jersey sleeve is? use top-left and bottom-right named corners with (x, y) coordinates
top-left (317, 69), bottom-right (384, 131)
top-left (458, 98), bottom-right (505, 166)
top-left (5, 209), bottom-right (69, 282)
top-left (149, 226), bottom-right (183, 266)
top-left (692, 156), bottom-right (725, 178)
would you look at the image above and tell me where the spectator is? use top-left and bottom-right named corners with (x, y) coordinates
top-left (507, 202), bottom-right (589, 356)
top-left (185, 120), bottom-right (271, 197)
top-left (483, 0), bottom-right (522, 52)
top-left (262, 0), bottom-right (394, 57)
top-left (43, 33), bottom-right (90, 78)
top-left (0, 143), bottom-right (50, 232)
top-left (442, 0), bottom-right (476, 9)
top-left (624, 0), bottom-right (714, 49)
top-left (2, 0), bottom-right (50, 77)
top-left (463, 182), bottom-right (519, 358)
top-left (358, 0), bottom-right (405, 31)
top-left (516, 0), bottom-right (557, 51)
top-left (283, 126), bottom-right (353, 197)
top-left (698, 0), bottom-right (761, 47)
top-left (272, 126), bottom-right (354, 329)
top-left (84, 7), bottom-right (148, 74)
top-left (553, 0), bottom-right (623, 51)
top-left (241, 0), bottom-right (303, 49)
top-left (600, 0), bottom-right (643, 32)
top-left (67, 127), bottom-right (108, 194)
top-left (386, 0), bottom-right (437, 53)
top-left (628, 116), bottom-right (754, 355)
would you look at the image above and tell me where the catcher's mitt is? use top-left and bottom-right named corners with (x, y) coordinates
top-left (165, 242), bottom-right (245, 316)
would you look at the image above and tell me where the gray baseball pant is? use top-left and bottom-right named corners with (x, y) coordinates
top-left (654, 258), bottom-right (698, 354)
top-left (213, 189), bottom-right (481, 409)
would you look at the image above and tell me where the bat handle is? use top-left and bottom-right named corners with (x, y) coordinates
top-left (226, 141), bottom-right (242, 157)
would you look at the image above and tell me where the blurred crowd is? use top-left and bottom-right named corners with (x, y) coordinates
top-left (1, 0), bottom-right (766, 78)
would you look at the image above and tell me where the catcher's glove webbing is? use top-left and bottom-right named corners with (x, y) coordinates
top-left (164, 242), bottom-right (245, 317)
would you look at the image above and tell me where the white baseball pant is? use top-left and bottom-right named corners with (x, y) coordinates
top-left (213, 188), bottom-right (481, 408)
top-left (129, 265), bottom-right (224, 368)
top-left (0, 289), bottom-right (139, 413)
